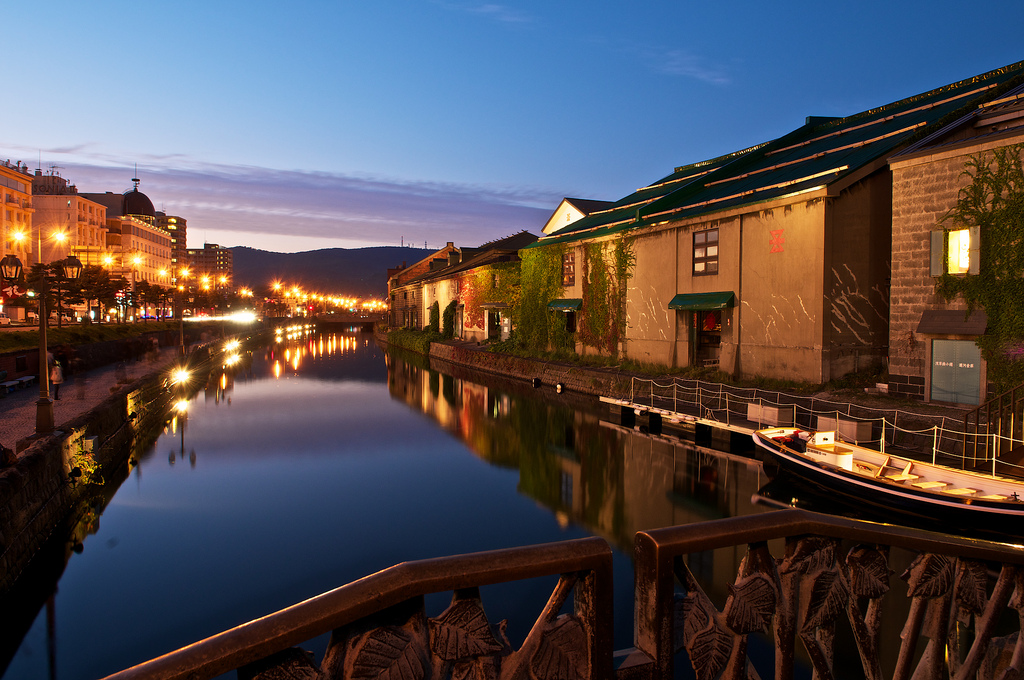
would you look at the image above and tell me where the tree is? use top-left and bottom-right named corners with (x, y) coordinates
top-left (936, 143), bottom-right (1024, 393)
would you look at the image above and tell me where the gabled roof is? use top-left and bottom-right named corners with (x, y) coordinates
top-left (475, 230), bottom-right (538, 252)
top-left (398, 232), bottom-right (538, 286)
top-left (530, 60), bottom-right (1024, 248)
top-left (564, 198), bottom-right (615, 214)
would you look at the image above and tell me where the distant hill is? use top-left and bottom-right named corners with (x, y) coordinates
top-left (231, 246), bottom-right (432, 299)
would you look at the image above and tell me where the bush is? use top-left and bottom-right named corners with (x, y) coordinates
top-left (441, 300), bottom-right (457, 340)
top-left (427, 302), bottom-right (440, 334)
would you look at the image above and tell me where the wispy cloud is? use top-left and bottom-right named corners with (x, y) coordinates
top-left (4, 147), bottom-right (557, 252)
top-left (434, 1), bottom-right (534, 25)
top-left (653, 49), bottom-right (731, 85)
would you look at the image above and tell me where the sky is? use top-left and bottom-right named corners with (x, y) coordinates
top-left (3, 1), bottom-right (1023, 253)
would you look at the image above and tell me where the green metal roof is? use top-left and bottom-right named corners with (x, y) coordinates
top-left (668, 291), bottom-right (735, 311)
top-left (547, 298), bottom-right (582, 311)
top-left (528, 60), bottom-right (1024, 250)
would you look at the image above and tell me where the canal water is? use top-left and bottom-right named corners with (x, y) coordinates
top-left (1, 328), bottom-right (773, 679)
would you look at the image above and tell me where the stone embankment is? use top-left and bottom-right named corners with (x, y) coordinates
top-left (0, 343), bottom-right (201, 593)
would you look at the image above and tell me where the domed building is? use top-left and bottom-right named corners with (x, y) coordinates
top-left (81, 177), bottom-right (173, 299)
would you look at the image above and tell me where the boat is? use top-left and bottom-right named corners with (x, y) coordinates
top-left (752, 427), bottom-right (1024, 537)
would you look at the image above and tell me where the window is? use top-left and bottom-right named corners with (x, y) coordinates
top-left (693, 229), bottom-right (719, 275)
top-left (931, 228), bottom-right (979, 276)
top-left (562, 251), bottom-right (575, 286)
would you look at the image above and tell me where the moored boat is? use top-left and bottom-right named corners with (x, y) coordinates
top-left (752, 427), bottom-right (1024, 538)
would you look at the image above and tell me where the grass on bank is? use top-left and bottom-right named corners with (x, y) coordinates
top-left (0, 321), bottom-right (181, 354)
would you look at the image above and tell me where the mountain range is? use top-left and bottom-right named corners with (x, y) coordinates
top-left (231, 246), bottom-right (432, 299)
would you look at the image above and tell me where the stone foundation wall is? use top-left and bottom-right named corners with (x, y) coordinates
top-left (428, 342), bottom-right (634, 398)
top-left (0, 363), bottom-right (177, 593)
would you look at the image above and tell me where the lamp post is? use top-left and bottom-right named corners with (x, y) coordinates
top-left (1, 253), bottom-right (83, 435)
top-left (178, 267), bottom-right (190, 355)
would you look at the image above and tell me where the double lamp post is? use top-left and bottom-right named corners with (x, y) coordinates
top-left (0, 253), bottom-right (83, 435)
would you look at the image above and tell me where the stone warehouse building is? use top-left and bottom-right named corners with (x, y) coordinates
top-left (526, 60), bottom-right (1024, 385)
top-left (888, 82), bottom-right (1024, 405)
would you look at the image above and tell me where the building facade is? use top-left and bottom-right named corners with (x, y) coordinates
top-left (82, 180), bottom-right (173, 288)
top-left (524, 61), bottom-right (1024, 384)
top-left (156, 212), bottom-right (187, 281)
top-left (31, 169), bottom-right (109, 267)
top-left (888, 83), bottom-right (1024, 405)
top-left (185, 243), bottom-right (234, 290)
top-left (1, 159), bottom-right (33, 267)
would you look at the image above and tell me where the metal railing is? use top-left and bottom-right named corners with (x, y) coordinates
top-left (101, 538), bottom-right (613, 680)
top-left (622, 376), bottom-right (1024, 474)
top-left (634, 509), bottom-right (1024, 680)
top-left (965, 383), bottom-right (1024, 460)
top-left (99, 510), bottom-right (1024, 680)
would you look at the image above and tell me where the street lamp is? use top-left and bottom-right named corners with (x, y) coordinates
top-left (1, 253), bottom-right (83, 435)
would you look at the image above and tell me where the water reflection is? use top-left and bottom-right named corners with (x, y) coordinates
top-left (2, 330), bottom-right (772, 680)
top-left (385, 350), bottom-right (773, 606)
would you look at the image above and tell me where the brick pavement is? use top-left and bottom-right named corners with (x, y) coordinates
top-left (0, 346), bottom-right (183, 451)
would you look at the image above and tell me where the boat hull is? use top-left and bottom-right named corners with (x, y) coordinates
top-left (753, 429), bottom-right (1024, 539)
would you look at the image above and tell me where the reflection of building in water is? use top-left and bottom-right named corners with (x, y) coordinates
top-left (385, 354), bottom-right (770, 553)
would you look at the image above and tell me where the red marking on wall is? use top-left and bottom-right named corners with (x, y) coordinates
top-left (770, 229), bottom-right (785, 253)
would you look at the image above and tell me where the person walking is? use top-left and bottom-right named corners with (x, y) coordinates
top-left (50, 358), bottom-right (64, 400)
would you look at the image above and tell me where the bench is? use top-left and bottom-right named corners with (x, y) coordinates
top-left (1, 380), bottom-right (19, 394)
top-left (885, 461), bottom-right (920, 483)
top-left (17, 376), bottom-right (35, 387)
top-left (943, 488), bottom-right (978, 496)
top-left (913, 481), bottom-right (949, 490)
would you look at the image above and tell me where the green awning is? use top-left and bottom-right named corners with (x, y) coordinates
top-left (548, 298), bottom-right (582, 311)
top-left (668, 291), bottom-right (735, 311)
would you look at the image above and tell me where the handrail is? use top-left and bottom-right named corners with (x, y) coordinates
top-left (964, 383), bottom-right (1024, 459)
top-left (635, 509), bottom-right (1024, 680)
top-left (101, 537), bottom-right (613, 680)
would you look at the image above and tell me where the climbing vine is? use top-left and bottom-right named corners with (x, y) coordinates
top-left (579, 238), bottom-right (635, 355)
top-left (427, 301), bottom-right (440, 333)
top-left (441, 300), bottom-right (457, 339)
top-left (460, 262), bottom-right (521, 333)
top-left (935, 144), bottom-right (1024, 393)
top-left (517, 244), bottom-right (569, 351)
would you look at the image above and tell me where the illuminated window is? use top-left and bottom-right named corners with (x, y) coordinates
top-left (931, 228), bottom-right (979, 276)
top-left (693, 229), bottom-right (719, 275)
top-left (562, 251), bottom-right (575, 286)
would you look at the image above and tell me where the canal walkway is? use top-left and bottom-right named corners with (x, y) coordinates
top-left (0, 346), bottom-right (184, 453)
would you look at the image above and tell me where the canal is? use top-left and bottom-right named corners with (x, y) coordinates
top-left (1, 327), bottom-right (774, 679)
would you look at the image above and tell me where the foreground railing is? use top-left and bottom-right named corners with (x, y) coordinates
top-left (102, 538), bottom-right (613, 680)
top-left (634, 510), bottom-right (1024, 680)
top-left (103, 510), bottom-right (1024, 680)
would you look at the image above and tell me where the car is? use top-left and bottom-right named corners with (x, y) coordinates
top-left (0, 313), bottom-right (10, 326)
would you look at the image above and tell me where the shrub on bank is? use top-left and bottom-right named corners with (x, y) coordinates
top-left (386, 328), bottom-right (443, 355)
top-left (0, 322), bottom-right (181, 354)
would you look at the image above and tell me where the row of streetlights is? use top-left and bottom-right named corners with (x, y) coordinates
top-left (1, 252), bottom-right (83, 435)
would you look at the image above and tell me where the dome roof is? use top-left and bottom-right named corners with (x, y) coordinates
top-left (123, 180), bottom-right (155, 217)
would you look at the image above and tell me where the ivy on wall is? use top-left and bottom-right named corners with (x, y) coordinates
top-left (579, 238), bottom-right (635, 355)
top-left (517, 244), bottom-right (569, 351)
top-left (460, 262), bottom-right (521, 332)
top-left (515, 237), bottom-right (635, 355)
top-left (936, 143), bottom-right (1024, 393)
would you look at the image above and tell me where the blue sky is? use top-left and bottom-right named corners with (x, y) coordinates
top-left (3, 1), bottom-right (1022, 252)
